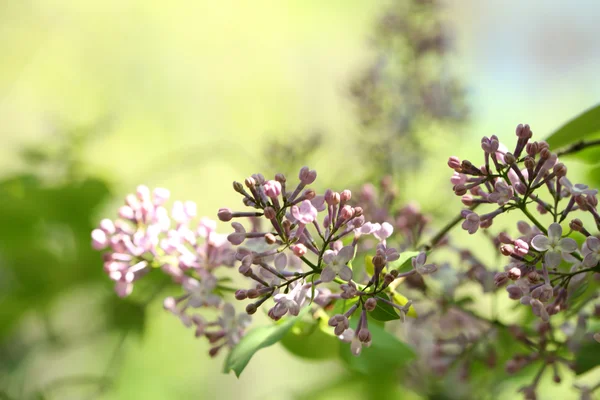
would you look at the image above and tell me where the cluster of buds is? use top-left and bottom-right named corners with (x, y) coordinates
top-left (449, 125), bottom-right (600, 398)
top-left (219, 167), bottom-right (438, 354)
top-left (92, 186), bottom-right (248, 356)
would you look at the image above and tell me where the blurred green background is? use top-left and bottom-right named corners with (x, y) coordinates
top-left (1, 0), bottom-right (600, 399)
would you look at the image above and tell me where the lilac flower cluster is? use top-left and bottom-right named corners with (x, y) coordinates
top-left (92, 186), bottom-right (249, 356)
top-left (218, 167), bottom-right (436, 355)
top-left (449, 124), bottom-right (600, 398)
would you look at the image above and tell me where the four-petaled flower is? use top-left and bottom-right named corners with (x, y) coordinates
top-left (321, 246), bottom-right (354, 282)
top-left (531, 223), bottom-right (577, 268)
top-left (291, 200), bottom-right (318, 224)
top-left (412, 252), bottom-right (437, 275)
top-left (461, 211), bottom-right (480, 234)
top-left (559, 177), bottom-right (598, 198)
top-left (488, 180), bottom-right (514, 206)
top-left (582, 236), bottom-right (600, 268)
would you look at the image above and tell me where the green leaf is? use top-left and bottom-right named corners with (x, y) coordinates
top-left (389, 251), bottom-right (420, 273)
top-left (104, 297), bottom-right (147, 336)
top-left (280, 318), bottom-right (340, 360)
top-left (339, 317), bottom-right (415, 374)
top-left (574, 338), bottom-right (600, 375)
top-left (545, 104), bottom-right (600, 163)
top-left (369, 293), bottom-right (400, 321)
top-left (223, 308), bottom-right (308, 377)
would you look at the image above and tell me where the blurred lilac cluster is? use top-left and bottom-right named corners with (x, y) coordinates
top-left (92, 186), bottom-right (247, 356)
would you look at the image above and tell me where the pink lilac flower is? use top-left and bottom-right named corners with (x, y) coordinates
top-left (271, 281), bottom-right (309, 318)
top-left (531, 223), bottom-right (578, 268)
top-left (559, 177), bottom-right (598, 198)
top-left (321, 246), bottom-right (354, 282)
top-left (461, 211), bottom-right (480, 234)
top-left (412, 252), bottom-right (437, 275)
top-left (582, 236), bottom-right (600, 267)
top-left (488, 180), bottom-right (514, 206)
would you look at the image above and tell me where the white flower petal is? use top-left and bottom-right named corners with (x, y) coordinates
top-left (320, 266), bottom-right (335, 282)
top-left (557, 237), bottom-right (577, 253)
top-left (547, 223), bottom-right (562, 244)
top-left (338, 265), bottom-right (353, 282)
top-left (544, 251), bottom-right (562, 269)
top-left (531, 235), bottom-right (551, 251)
top-left (337, 246), bottom-right (355, 264)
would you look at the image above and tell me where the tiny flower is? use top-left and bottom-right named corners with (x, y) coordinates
top-left (271, 281), bottom-right (309, 318)
top-left (559, 177), bottom-right (598, 198)
top-left (373, 222), bottom-right (393, 242)
top-left (321, 246), bottom-right (354, 282)
top-left (412, 252), bottom-right (437, 275)
top-left (461, 211), bottom-right (480, 234)
top-left (291, 200), bottom-right (318, 225)
top-left (183, 276), bottom-right (221, 308)
top-left (531, 223), bottom-right (578, 268)
top-left (582, 236), bottom-right (600, 267)
top-left (530, 298), bottom-right (549, 321)
top-left (488, 180), bottom-right (514, 206)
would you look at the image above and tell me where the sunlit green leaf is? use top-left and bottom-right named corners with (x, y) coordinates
top-left (369, 293), bottom-right (400, 321)
top-left (339, 317), bottom-right (415, 374)
top-left (545, 103), bottom-right (600, 164)
top-left (224, 308), bottom-right (308, 377)
top-left (280, 319), bottom-right (340, 360)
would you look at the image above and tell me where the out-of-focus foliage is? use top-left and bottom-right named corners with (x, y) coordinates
top-left (0, 127), bottom-right (162, 399)
top-left (349, 0), bottom-right (468, 179)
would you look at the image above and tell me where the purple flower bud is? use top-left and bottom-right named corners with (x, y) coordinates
top-left (448, 156), bottom-right (461, 170)
top-left (263, 180), bottom-right (282, 198)
top-left (235, 290), bottom-right (247, 300)
top-left (218, 208), bottom-right (233, 222)
top-left (507, 267), bottom-right (521, 280)
top-left (494, 272), bottom-right (509, 287)
top-left (506, 284), bottom-right (523, 300)
top-left (340, 189), bottom-right (352, 202)
top-left (91, 229), bottom-right (108, 250)
top-left (291, 244), bottom-right (307, 257)
top-left (298, 166), bottom-right (317, 185)
top-left (364, 297), bottom-right (377, 311)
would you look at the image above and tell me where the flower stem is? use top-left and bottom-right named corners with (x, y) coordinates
top-left (518, 203), bottom-right (548, 235)
top-left (556, 138), bottom-right (600, 157)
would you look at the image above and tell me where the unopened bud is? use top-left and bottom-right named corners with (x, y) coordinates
top-left (265, 233), bottom-right (277, 245)
top-left (500, 245), bottom-right (513, 256)
top-left (340, 189), bottom-right (352, 202)
top-left (504, 152), bottom-right (516, 165)
top-left (246, 303), bottom-right (258, 314)
top-left (303, 189), bottom-right (316, 200)
top-left (364, 297), bottom-right (377, 312)
top-left (569, 218), bottom-right (584, 232)
top-left (524, 156), bottom-right (535, 170)
top-left (540, 148), bottom-right (551, 160)
top-left (508, 267), bottom-right (521, 280)
top-left (218, 208), bottom-right (233, 222)
top-left (553, 163), bottom-right (567, 177)
top-left (275, 173), bottom-right (286, 183)
top-left (454, 184), bottom-right (467, 196)
top-left (244, 176), bottom-right (256, 188)
top-left (234, 290), bottom-right (247, 300)
top-left (526, 142), bottom-right (539, 156)
top-left (448, 156), bottom-right (461, 170)
top-left (263, 206), bottom-right (276, 220)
